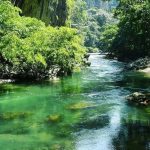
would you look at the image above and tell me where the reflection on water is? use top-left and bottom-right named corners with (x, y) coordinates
top-left (117, 71), bottom-right (150, 91)
top-left (113, 120), bottom-right (150, 150)
top-left (0, 54), bottom-right (149, 150)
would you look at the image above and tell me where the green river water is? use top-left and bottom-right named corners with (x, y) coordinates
top-left (0, 54), bottom-right (150, 150)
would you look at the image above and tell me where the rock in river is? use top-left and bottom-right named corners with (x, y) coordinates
top-left (126, 57), bottom-right (150, 71)
top-left (46, 114), bottom-right (63, 123)
top-left (67, 102), bottom-right (97, 111)
top-left (126, 92), bottom-right (150, 106)
top-left (75, 115), bottom-right (109, 129)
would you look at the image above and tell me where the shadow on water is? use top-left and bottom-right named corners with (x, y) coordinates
top-left (116, 71), bottom-right (150, 91)
top-left (75, 115), bottom-right (110, 130)
top-left (113, 119), bottom-right (150, 150)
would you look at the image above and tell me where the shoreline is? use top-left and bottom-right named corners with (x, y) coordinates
top-left (0, 79), bottom-right (15, 84)
top-left (139, 67), bottom-right (150, 74)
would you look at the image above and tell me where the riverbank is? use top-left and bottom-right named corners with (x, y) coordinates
top-left (126, 57), bottom-right (150, 73)
top-left (126, 92), bottom-right (150, 106)
top-left (139, 67), bottom-right (150, 74)
top-left (125, 57), bottom-right (150, 106)
top-left (0, 79), bottom-right (15, 84)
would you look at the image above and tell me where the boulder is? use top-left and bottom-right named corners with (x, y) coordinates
top-left (83, 59), bottom-right (91, 66)
top-left (76, 115), bottom-right (109, 129)
top-left (84, 53), bottom-right (90, 60)
top-left (126, 92), bottom-right (150, 106)
top-left (0, 112), bottom-right (32, 120)
top-left (67, 102), bottom-right (97, 110)
top-left (126, 57), bottom-right (150, 71)
top-left (46, 114), bottom-right (62, 123)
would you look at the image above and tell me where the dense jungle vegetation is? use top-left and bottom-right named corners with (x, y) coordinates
top-left (72, 0), bottom-right (150, 61)
top-left (71, 0), bottom-right (117, 52)
top-left (0, 0), bottom-right (149, 80)
top-left (0, 0), bottom-right (85, 80)
top-left (100, 0), bottom-right (150, 61)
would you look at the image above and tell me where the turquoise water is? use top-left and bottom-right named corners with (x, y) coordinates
top-left (0, 54), bottom-right (150, 150)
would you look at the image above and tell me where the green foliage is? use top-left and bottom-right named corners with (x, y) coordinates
top-left (102, 0), bottom-right (150, 60)
top-left (84, 8), bottom-right (115, 51)
top-left (70, 0), bottom-right (118, 52)
top-left (71, 1), bottom-right (115, 52)
top-left (71, 0), bottom-right (88, 25)
top-left (0, 1), bottom-right (86, 79)
top-left (99, 24), bottom-right (119, 52)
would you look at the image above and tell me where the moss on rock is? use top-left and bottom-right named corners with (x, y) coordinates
top-left (67, 101), bottom-right (97, 110)
top-left (0, 112), bottom-right (32, 120)
top-left (46, 114), bottom-right (63, 123)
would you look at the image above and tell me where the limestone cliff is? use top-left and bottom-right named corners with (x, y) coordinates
top-left (11, 0), bottom-right (72, 26)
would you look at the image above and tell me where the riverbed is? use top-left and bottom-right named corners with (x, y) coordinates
top-left (0, 54), bottom-right (150, 150)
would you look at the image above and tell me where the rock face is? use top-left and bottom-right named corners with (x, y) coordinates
top-left (126, 57), bottom-right (150, 71)
top-left (0, 64), bottom-right (60, 80)
top-left (126, 92), bottom-right (150, 106)
top-left (11, 0), bottom-right (69, 26)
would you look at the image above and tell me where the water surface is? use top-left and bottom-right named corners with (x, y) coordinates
top-left (0, 54), bottom-right (150, 150)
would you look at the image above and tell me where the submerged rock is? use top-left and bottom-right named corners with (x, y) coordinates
top-left (0, 112), bottom-right (32, 120)
top-left (126, 92), bottom-right (150, 106)
top-left (55, 124), bottom-right (73, 137)
top-left (76, 115), bottom-right (109, 129)
top-left (46, 114), bottom-right (62, 123)
top-left (67, 102), bottom-right (97, 110)
top-left (50, 144), bottom-right (63, 150)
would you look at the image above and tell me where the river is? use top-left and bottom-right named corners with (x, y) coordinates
top-left (0, 54), bottom-right (150, 150)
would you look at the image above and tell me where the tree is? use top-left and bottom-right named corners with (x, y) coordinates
top-left (100, 0), bottom-right (150, 60)
top-left (0, 1), bottom-right (86, 79)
